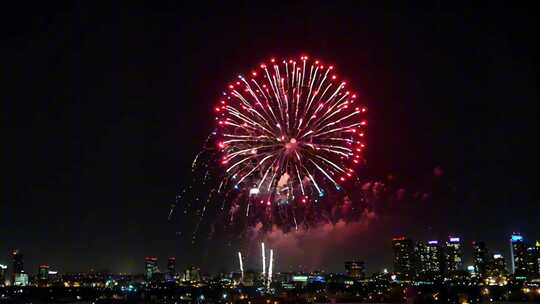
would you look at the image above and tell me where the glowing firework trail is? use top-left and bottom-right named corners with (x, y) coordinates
top-left (238, 252), bottom-right (244, 280)
top-left (261, 242), bottom-right (266, 277)
top-left (216, 55), bottom-right (367, 206)
top-left (267, 249), bottom-right (274, 290)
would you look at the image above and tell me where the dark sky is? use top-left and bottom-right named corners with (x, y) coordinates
top-left (3, 3), bottom-right (539, 275)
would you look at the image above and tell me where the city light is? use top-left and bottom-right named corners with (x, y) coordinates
top-left (1, 232), bottom-right (538, 302)
top-left (511, 234), bottom-right (523, 242)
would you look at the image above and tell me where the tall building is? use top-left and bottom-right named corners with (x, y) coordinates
top-left (487, 253), bottom-right (507, 277)
top-left (11, 250), bottom-right (24, 283)
top-left (144, 257), bottom-right (159, 281)
top-left (472, 241), bottom-right (490, 277)
top-left (417, 240), bottom-right (443, 275)
top-left (510, 233), bottom-right (527, 276)
top-left (445, 237), bottom-right (463, 274)
top-left (344, 260), bottom-right (365, 279)
top-left (167, 257), bottom-right (176, 276)
top-left (13, 272), bottom-right (28, 286)
top-left (415, 241), bottom-right (428, 274)
top-left (48, 270), bottom-right (60, 285)
top-left (185, 266), bottom-right (201, 282)
top-left (0, 264), bottom-right (7, 286)
top-left (526, 242), bottom-right (540, 277)
top-left (38, 265), bottom-right (50, 286)
top-left (393, 236), bottom-right (415, 278)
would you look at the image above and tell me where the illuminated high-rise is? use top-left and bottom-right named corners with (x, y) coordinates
top-left (472, 241), bottom-right (489, 277)
top-left (526, 242), bottom-right (540, 277)
top-left (0, 264), bottom-right (7, 286)
top-left (444, 237), bottom-right (463, 274)
top-left (38, 265), bottom-right (50, 286)
top-left (344, 260), bottom-right (365, 279)
top-left (11, 250), bottom-right (24, 283)
top-left (185, 266), bottom-right (201, 282)
top-left (418, 240), bottom-right (443, 275)
top-left (393, 236), bottom-right (415, 278)
top-left (144, 257), bottom-right (159, 281)
top-left (13, 272), bottom-right (28, 286)
top-left (487, 253), bottom-right (507, 277)
top-left (510, 233), bottom-right (527, 276)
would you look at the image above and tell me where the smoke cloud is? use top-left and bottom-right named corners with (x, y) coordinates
top-left (249, 210), bottom-right (377, 272)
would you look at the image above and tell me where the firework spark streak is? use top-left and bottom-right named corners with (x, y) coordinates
top-left (238, 251), bottom-right (244, 281)
top-left (174, 55), bottom-right (368, 240)
top-left (267, 249), bottom-right (274, 290)
top-left (261, 242), bottom-right (266, 277)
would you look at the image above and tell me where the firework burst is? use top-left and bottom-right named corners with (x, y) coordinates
top-left (215, 56), bottom-right (367, 206)
top-left (173, 55), bottom-right (369, 240)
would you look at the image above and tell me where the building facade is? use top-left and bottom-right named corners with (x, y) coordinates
top-left (510, 233), bottom-right (528, 276)
top-left (11, 250), bottom-right (24, 284)
top-left (487, 253), bottom-right (507, 277)
top-left (144, 257), bottom-right (159, 281)
top-left (0, 264), bottom-right (6, 286)
top-left (526, 242), bottom-right (540, 277)
top-left (167, 257), bottom-right (176, 276)
top-left (344, 260), bottom-right (365, 279)
top-left (393, 237), bottom-right (415, 278)
top-left (472, 241), bottom-right (489, 277)
top-left (444, 237), bottom-right (463, 274)
top-left (38, 265), bottom-right (50, 286)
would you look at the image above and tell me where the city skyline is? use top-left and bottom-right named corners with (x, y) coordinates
top-left (2, 231), bottom-right (538, 279)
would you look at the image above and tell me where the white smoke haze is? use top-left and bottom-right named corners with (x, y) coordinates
top-left (249, 210), bottom-right (377, 272)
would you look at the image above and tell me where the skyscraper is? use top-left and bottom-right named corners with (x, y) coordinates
top-left (414, 240), bottom-right (443, 280)
top-left (38, 265), bottom-right (49, 287)
top-left (393, 236), bottom-right (415, 278)
top-left (144, 257), bottom-right (159, 281)
top-left (487, 253), bottom-right (507, 277)
top-left (13, 272), bottom-right (28, 286)
top-left (344, 260), bottom-right (365, 279)
top-left (0, 264), bottom-right (7, 286)
top-left (510, 233), bottom-right (527, 276)
top-left (167, 257), bottom-right (176, 276)
top-left (420, 240), bottom-right (443, 275)
top-left (445, 237), bottom-right (463, 274)
top-left (11, 250), bottom-right (23, 284)
top-left (472, 241), bottom-right (490, 277)
top-left (526, 242), bottom-right (539, 277)
top-left (185, 266), bottom-right (201, 282)
top-left (415, 241), bottom-right (428, 274)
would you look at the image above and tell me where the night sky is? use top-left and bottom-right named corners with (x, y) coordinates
top-left (3, 3), bottom-right (539, 275)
